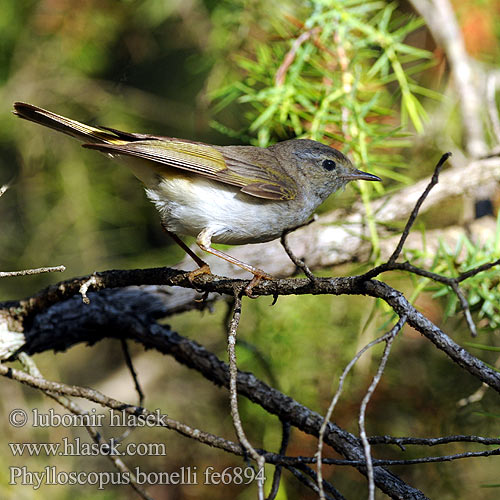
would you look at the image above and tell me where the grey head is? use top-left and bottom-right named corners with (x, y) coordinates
top-left (270, 139), bottom-right (381, 201)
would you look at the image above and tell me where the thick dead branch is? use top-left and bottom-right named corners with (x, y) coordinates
top-left (1, 287), bottom-right (427, 499)
top-left (2, 266), bottom-right (500, 394)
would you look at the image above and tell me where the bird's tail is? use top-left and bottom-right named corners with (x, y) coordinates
top-left (12, 102), bottom-right (128, 145)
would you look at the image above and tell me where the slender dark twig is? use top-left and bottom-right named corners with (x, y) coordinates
top-left (368, 434), bottom-right (500, 447)
top-left (389, 152), bottom-right (452, 264)
top-left (266, 420), bottom-right (291, 500)
top-left (112, 339), bottom-right (147, 444)
top-left (457, 257), bottom-right (500, 282)
top-left (120, 338), bottom-right (145, 404)
top-left (284, 466), bottom-right (338, 500)
top-left (293, 463), bottom-right (347, 500)
top-left (280, 216), bottom-right (318, 282)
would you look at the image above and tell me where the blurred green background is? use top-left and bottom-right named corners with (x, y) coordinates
top-left (1, 0), bottom-right (500, 499)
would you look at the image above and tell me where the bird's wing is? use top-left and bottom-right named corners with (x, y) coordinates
top-left (84, 140), bottom-right (297, 201)
top-left (13, 102), bottom-right (296, 200)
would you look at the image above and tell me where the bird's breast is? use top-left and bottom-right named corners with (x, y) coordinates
top-left (145, 175), bottom-right (316, 244)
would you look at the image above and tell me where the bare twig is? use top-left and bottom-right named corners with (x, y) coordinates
top-left (172, 157), bottom-right (500, 279)
top-left (358, 316), bottom-right (406, 500)
top-left (266, 421), bottom-right (290, 500)
top-left (368, 434), bottom-right (500, 447)
top-left (0, 362), bottom-right (243, 455)
top-left (285, 466), bottom-right (337, 499)
top-left (17, 353), bottom-right (154, 500)
top-left (226, 294), bottom-right (265, 499)
top-left (316, 319), bottom-right (405, 500)
top-left (112, 339), bottom-right (146, 443)
top-left (278, 447), bottom-right (500, 466)
top-left (280, 215), bottom-right (318, 282)
top-left (0, 265), bottom-right (65, 278)
top-left (450, 281), bottom-right (477, 336)
top-left (389, 152), bottom-right (451, 264)
top-left (1, 287), bottom-right (429, 498)
top-left (290, 464), bottom-right (346, 500)
top-left (121, 338), bottom-right (145, 405)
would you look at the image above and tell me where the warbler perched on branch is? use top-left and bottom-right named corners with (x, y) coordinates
top-left (13, 102), bottom-right (380, 293)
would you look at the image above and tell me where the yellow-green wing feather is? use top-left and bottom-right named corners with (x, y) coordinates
top-left (13, 102), bottom-right (297, 201)
top-left (84, 140), bottom-right (297, 201)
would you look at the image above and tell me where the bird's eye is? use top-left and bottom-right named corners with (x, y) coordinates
top-left (322, 159), bottom-right (337, 171)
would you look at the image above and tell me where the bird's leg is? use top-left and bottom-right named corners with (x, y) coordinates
top-left (161, 223), bottom-right (212, 280)
top-left (196, 228), bottom-right (272, 296)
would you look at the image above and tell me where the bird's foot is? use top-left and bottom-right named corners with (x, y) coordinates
top-left (187, 264), bottom-right (212, 292)
top-left (244, 270), bottom-right (273, 298)
top-left (186, 264), bottom-right (212, 301)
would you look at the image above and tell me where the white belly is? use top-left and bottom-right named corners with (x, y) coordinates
top-left (145, 175), bottom-right (313, 245)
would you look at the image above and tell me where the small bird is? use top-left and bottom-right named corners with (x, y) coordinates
top-left (13, 102), bottom-right (380, 292)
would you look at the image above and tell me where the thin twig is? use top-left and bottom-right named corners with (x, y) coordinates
top-left (409, 0), bottom-right (486, 157)
top-left (457, 257), bottom-right (500, 282)
top-left (450, 282), bottom-right (477, 337)
top-left (226, 294), bottom-right (265, 499)
top-left (280, 215), bottom-right (318, 282)
top-left (121, 338), bottom-right (145, 404)
top-left (0, 362), bottom-right (243, 455)
top-left (293, 464), bottom-right (347, 500)
top-left (266, 420), bottom-right (291, 500)
top-left (0, 265), bottom-right (65, 278)
top-left (358, 316), bottom-right (406, 500)
top-left (282, 447), bottom-right (500, 466)
top-left (112, 339), bottom-right (146, 443)
top-left (285, 466), bottom-right (338, 500)
top-left (368, 434), bottom-right (500, 447)
top-left (17, 353), bottom-right (154, 500)
top-left (389, 152), bottom-right (452, 264)
top-left (316, 321), bottom-right (404, 499)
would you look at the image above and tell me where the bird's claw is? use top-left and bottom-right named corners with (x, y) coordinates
top-left (244, 271), bottom-right (273, 298)
top-left (187, 264), bottom-right (212, 293)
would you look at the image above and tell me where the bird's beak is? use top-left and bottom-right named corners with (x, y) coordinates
top-left (344, 169), bottom-right (381, 182)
